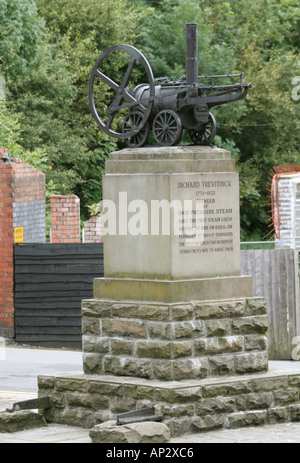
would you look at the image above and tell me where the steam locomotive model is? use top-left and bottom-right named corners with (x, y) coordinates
top-left (89, 23), bottom-right (251, 147)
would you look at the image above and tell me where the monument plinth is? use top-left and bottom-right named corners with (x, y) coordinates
top-left (95, 146), bottom-right (252, 304)
top-left (82, 146), bottom-right (267, 381)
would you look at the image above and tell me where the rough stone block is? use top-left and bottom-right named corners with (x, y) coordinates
top-left (274, 388), bottom-right (300, 405)
top-left (82, 300), bottom-right (112, 318)
top-left (289, 404), bottom-right (300, 422)
top-left (123, 385), bottom-right (154, 400)
top-left (252, 376), bottom-right (288, 392)
top-left (56, 378), bottom-right (86, 393)
top-left (236, 392), bottom-right (273, 411)
top-left (82, 335), bottom-right (110, 354)
top-left (111, 303), bottom-right (140, 319)
top-left (110, 357), bottom-right (153, 379)
top-left (194, 299), bottom-right (246, 319)
top-left (102, 319), bottom-right (147, 338)
top-left (172, 387), bottom-right (202, 403)
top-left (205, 319), bottom-right (231, 337)
top-left (196, 397), bottom-right (235, 416)
top-left (87, 381), bottom-right (123, 396)
top-left (139, 304), bottom-right (170, 321)
top-left (232, 315), bottom-right (269, 335)
top-left (217, 336), bottom-right (244, 354)
top-left (136, 340), bottom-right (172, 359)
top-left (83, 353), bottom-right (103, 374)
top-left (152, 360), bottom-right (172, 381)
top-left (172, 341), bottom-right (193, 358)
top-left (289, 376), bottom-right (300, 387)
top-left (172, 358), bottom-right (208, 380)
top-left (234, 352), bottom-right (268, 374)
top-left (268, 407), bottom-right (289, 424)
top-left (246, 297), bottom-right (268, 315)
top-left (244, 335), bottom-right (268, 351)
top-left (38, 376), bottom-right (56, 390)
top-left (67, 393), bottom-right (109, 411)
top-left (192, 414), bottom-right (226, 431)
top-left (173, 321), bottom-right (205, 338)
top-left (82, 317), bottom-right (100, 335)
top-left (226, 410), bottom-right (267, 429)
top-left (50, 392), bottom-right (66, 409)
top-left (0, 411), bottom-right (47, 433)
top-left (89, 420), bottom-right (171, 444)
top-left (148, 322), bottom-right (173, 340)
top-left (111, 338), bottom-right (134, 355)
top-left (170, 304), bottom-right (194, 321)
top-left (209, 354), bottom-right (235, 376)
top-left (109, 396), bottom-right (137, 414)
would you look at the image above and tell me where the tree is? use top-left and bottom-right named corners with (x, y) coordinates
top-left (0, 0), bottom-right (44, 77)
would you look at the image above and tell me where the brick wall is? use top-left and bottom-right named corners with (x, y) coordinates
top-left (50, 195), bottom-right (80, 243)
top-left (83, 214), bottom-right (104, 243)
top-left (0, 149), bottom-right (46, 337)
top-left (0, 149), bottom-right (14, 336)
top-left (12, 159), bottom-right (45, 242)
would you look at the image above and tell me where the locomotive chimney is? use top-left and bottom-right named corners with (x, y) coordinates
top-left (186, 23), bottom-right (198, 86)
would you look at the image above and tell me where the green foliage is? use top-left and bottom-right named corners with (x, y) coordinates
top-left (0, 0), bottom-right (45, 77)
top-left (0, 99), bottom-right (22, 155)
top-left (138, 0), bottom-right (248, 143)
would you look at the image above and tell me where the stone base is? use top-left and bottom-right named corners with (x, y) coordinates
top-left (93, 276), bottom-right (253, 303)
top-left (38, 367), bottom-right (300, 437)
top-left (82, 296), bottom-right (268, 381)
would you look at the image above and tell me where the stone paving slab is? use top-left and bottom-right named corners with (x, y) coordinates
top-left (0, 421), bottom-right (300, 443)
top-left (0, 424), bottom-right (91, 443)
top-left (172, 422), bottom-right (300, 443)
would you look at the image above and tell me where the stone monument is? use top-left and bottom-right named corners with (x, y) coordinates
top-left (38, 145), bottom-right (300, 437)
top-left (83, 145), bottom-right (268, 383)
top-left (37, 24), bottom-right (300, 438)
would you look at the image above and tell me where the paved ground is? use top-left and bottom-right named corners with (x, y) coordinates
top-left (1, 345), bottom-right (300, 443)
top-left (1, 418), bottom-right (300, 444)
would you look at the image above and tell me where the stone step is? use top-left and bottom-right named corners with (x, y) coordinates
top-left (38, 368), bottom-right (300, 437)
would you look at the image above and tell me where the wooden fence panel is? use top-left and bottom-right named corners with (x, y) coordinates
top-left (241, 249), bottom-right (300, 360)
top-left (14, 243), bottom-right (104, 348)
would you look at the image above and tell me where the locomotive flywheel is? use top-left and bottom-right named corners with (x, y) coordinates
top-left (89, 44), bottom-right (155, 140)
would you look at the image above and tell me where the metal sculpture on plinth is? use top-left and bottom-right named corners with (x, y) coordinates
top-left (89, 23), bottom-right (251, 147)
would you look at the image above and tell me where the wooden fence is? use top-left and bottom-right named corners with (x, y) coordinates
top-left (13, 245), bottom-right (300, 357)
top-left (241, 249), bottom-right (300, 360)
top-left (14, 243), bottom-right (103, 348)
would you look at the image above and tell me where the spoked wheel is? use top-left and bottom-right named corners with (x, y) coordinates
top-left (188, 112), bottom-right (217, 145)
top-left (152, 110), bottom-right (183, 146)
top-left (122, 111), bottom-right (149, 148)
top-left (89, 44), bottom-right (155, 140)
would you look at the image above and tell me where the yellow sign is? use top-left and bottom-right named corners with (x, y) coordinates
top-left (14, 227), bottom-right (24, 243)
